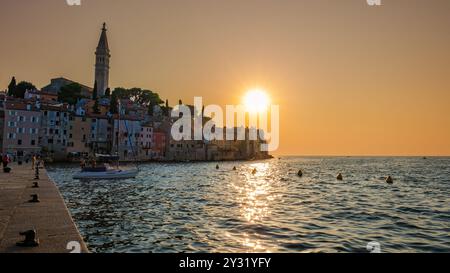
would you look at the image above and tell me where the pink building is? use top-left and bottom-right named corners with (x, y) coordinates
top-left (152, 130), bottom-right (166, 160)
top-left (1, 101), bottom-right (42, 157)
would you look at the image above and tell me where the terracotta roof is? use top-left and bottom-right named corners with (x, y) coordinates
top-left (5, 101), bottom-right (40, 112)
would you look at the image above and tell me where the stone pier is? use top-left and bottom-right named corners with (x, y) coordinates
top-left (0, 163), bottom-right (88, 253)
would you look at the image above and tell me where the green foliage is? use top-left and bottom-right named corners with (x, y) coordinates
top-left (58, 83), bottom-right (87, 105)
top-left (92, 81), bottom-right (98, 100)
top-left (93, 99), bottom-right (100, 114)
top-left (109, 92), bottom-right (119, 114)
top-left (7, 78), bottom-right (36, 98)
top-left (104, 88), bottom-right (111, 97)
top-left (110, 87), bottom-right (164, 114)
top-left (15, 81), bottom-right (36, 98)
top-left (7, 77), bottom-right (16, 97)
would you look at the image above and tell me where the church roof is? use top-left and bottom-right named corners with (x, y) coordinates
top-left (97, 23), bottom-right (109, 51)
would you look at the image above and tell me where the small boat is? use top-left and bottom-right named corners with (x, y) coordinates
top-left (73, 164), bottom-right (138, 180)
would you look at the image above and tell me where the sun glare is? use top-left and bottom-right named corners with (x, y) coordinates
top-left (243, 89), bottom-right (270, 113)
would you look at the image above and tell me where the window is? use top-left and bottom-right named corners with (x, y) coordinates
top-left (31, 140), bottom-right (36, 146)
top-left (69, 134), bottom-right (73, 139)
top-left (7, 133), bottom-right (15, 139)
top-left (8, 121), bottom-right (16, 127)
top-left (17, 128), bottom-right (25, 134)
top-left (17, 139), bottom-right (22, 145)
top-left (30, 128), bottom-right (37, 134)
top-left (55, 129), bottom-right (59, 135)
top-left (56, 112), bottom-right (60, 117)
top-left (48, 139), bottom-right (53, 144)
top-left (44, 111), bottom-right (48, 116)
top-left (9, 111), bottom-right (16, 116)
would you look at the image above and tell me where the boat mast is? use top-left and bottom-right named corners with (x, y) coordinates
top-left (116, 99), bottom-right (121, 169)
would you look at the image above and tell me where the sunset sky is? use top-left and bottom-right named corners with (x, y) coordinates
top-left (1, 0), bottom-right (450, 156)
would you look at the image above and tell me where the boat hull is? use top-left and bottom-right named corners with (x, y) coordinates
top-left (73, 169), bottom-right (138, 180)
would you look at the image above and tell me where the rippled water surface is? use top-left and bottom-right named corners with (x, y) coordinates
top-left (47, 157), bottom-right (450, 253)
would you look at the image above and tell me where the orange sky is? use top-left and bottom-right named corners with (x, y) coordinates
top-left (1, 0), bottom-right (450, 156)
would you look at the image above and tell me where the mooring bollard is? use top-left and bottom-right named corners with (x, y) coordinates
top-left (16, 229), bottom-right (39, 247)
top-left (29, 194), bottom-right (40, 203)
top-left (34, 164), bottom-right (40, 180)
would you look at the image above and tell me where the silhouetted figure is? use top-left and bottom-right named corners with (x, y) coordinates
top-left (216, 164), bottom-right (219, 170)
top-left (233, 166), bottom-right (237, 171)
top-left (297, 170), bottom-right (303, 177)
top-left (337, 173), bottom-right (343, 181)
top-left (252, 168), bottom-right (257, 175)
top-left (386, 176), bottom-right (394, 184)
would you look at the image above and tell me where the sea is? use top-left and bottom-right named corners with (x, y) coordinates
top-left (46, 157), bottom-right (450, 253)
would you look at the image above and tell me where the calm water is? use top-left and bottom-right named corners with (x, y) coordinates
top-left (47, 157), bottom-right (450, 253)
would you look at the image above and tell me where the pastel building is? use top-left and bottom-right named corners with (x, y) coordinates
top-left (39, 103), bottom-right (71, 160)
top-left (87, 114), bottom-right (112, 154)
top-left (1, 101), bottom-right (42, 157)
top-left (139, 123), bottom-right (153, 160)
top-left (67, 115), bottom-right (90, 156)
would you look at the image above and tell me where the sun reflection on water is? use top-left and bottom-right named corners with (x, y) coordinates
top-left (230, 162), bottom-right (282, 252)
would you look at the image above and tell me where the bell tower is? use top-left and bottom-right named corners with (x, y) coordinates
top-left (95, 22), bottom-right (110, 97)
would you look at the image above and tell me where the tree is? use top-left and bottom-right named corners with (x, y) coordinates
top-left (111, 87), bottom-right (163, 108)
top-left (7, 77), bottom-right (17, 97)
top-left (58, 83), bottom-right (86, 105)
top-left (15, 81), bottom-right (36, 98)
top-left (104, 88), bottom-right (111, 97)
top-left (109, 92), bottom-right (119, 114)
top-left (92, 81), bottom-right (98, 100)
top-left (93, 99), bottom-right (100, 114)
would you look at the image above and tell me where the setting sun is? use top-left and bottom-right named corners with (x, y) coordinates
top-left (243, 89), bottom-right (270, 113)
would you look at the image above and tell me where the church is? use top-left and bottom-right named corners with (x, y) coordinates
top-left (42, 23), bottom-right (111, 98)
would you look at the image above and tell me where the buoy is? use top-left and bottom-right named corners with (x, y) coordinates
top-left (386, 176), bottom-right (393, 184)
top-left (232, 166), bottom-right (237, 171)
top-left (297, 170), bottom-right (303, 177)
top-left (337, 173), bottom-right (343, 181)
top-left (252, 168), bottom-right (257, 175)
top-left (216, 164), bottom-right (219, 170)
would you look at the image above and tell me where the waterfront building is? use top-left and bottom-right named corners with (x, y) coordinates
top-left (87, 113), bottom-right (112, 154)
top-left (139, 122), bottom-right (154, 160)
top-left (67, 115), bottom-right (90, 156)
top-left (39, 103), bottom-right (71, 160)
top-left (0, 100), bottom-right (42, 158)
top-left (152, 129), bottom-right (166, 160)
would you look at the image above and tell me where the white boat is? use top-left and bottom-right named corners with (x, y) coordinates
top-left (72, 100), bottom-right (140, 180)
top-left (73, 166), bottom-right (138, 180)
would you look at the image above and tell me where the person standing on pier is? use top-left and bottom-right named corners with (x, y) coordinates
top-left (2, 154), bottom-right (11, 169)
top-left (32, 155), bottom-right (36, 170)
